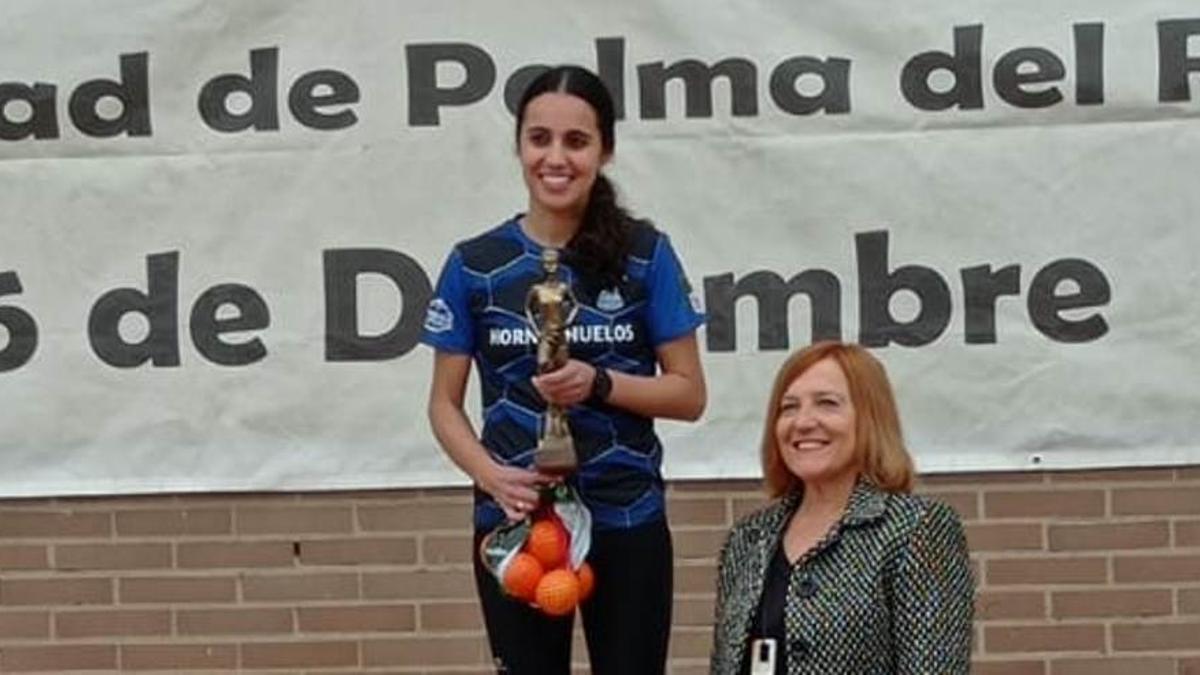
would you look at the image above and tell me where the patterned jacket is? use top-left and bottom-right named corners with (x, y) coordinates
top-left (710, 480), bottom-right (974, 674)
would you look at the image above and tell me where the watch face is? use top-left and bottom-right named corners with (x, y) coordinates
top-left (591, 367), bottom-right (612, 403)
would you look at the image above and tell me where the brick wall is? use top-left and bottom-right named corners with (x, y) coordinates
top-left (1, 466), bottom-right (1197, 673)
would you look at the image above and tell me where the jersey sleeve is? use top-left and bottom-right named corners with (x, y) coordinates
top-left (420, 248), bottom-right (475, 354)
top-left (646, 233), bottom-right (705, 346)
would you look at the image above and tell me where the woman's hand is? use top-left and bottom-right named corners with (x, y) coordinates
top-left (475, 459), bottom-right (553, 522)
top-left (428, 352), bottom-right (554, 522)
top-left (532, 359), bottom-right (596, 407)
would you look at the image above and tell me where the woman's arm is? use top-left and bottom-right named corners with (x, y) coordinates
top-left (427, 351), bottom-right (549, 521)
top-left (531, 332), bottom-right (707, 421)
top-left (892, 500), bottom-right (975, 674)
top-left (710, 526), bottom-right (745, 675)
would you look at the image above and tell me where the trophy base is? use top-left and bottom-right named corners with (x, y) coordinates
top-left (535, 435), bottom-right (578, 476)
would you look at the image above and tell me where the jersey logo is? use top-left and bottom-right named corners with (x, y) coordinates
top-left (424, 298), bottom-right (454, 333)
top-left (596, 288), bottom-right (625, 312)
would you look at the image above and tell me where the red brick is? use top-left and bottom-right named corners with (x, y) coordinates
top-left (732, 497), bottom-right (770, 520)
top-left (363, 569), bottom-right (476, 601)
top-left (1176, 519), bottom-right (1200, 546)
top-left (667, 498), bottom-right (727, 526)
top-left (1051, 657), bottom-right (1177, 675)
top-left (1182, 656), bottom-right (1200, 675)
top-left (1112, 487), bottom-right (1200, 515)
top-left (176, 541), bottom-right (294, 568)
top-left (241, 640), bottom-right (358, 668)
top-left (985, 623), bottom-right (1105, 653)
top-left (242, 572), bottom-right (359, 601)
top-left (177, 607), bottom-right (294, 635)
top-left (976, 591), bottom-right (1046, 620)
top-left (919, 491), bottom-right (980, 520)
top-left (120, 643), bottom-right (237, 670)
top-left (420, 601), bottom-right (484, 631)
top-left (54, 543), bottom-right (172, 570)
top-left (671, 479), bottom-right (758, 493)
top-left (1181, 588), bottom-right (1200, 614)
top-left (1051, 589), bottom-right (1172, 618)
top-left (0, 577), bottom-right (112, 606)
top-left (119, 576), bottom-right (236, 603)
top-left (298, 537), bottom-right (417, 565)
top-left (55, 609), bottom-right (170, 637)
top-left (422, 534), bottom-right (472, 564)
top-left (986, 557), bottom-right (1108, 586)
top-left (1047, 521), bottom-right (1169, 551)
top-left (674, 596), bottom-right (716, 626)
top-left (984, 491), bottom-right (1104, 518)
top-left (0, 510), bottom-right (110, 538)
top-left (115, 508), bottom-right (231, 536)
top-left (675, 563), bottom-right (718, 594)
top-left (1111, 621), bottom-right (1200, 650)
top-left (670, 626), bottom-right (712, 659)
top-left (0, 644), bottom-right (116, 671)
top-left (359, 502), bottom-right (472, 532)
top-left (0, 545), bottom-right (48, 570)
top-left (972, 662), bottom-right (1046, 675)
top-left (297, 604), bottom-right (416, 632)
top-left (22, 476), bottom-right (1200, 674)
top-left (0, 611), bottom-right (50, 638)
top-left (673, 528), bottom-right (727, 560)
top-left (966, 523), bottom-right (1044, 551)
top-left (1113, 554), bottom-right (1200, 582)
top-left (363, 636), bottom-right (491, 667)
top-left (236, 505), bottom-right (353, 534)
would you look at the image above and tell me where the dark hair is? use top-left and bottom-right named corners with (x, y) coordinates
top-left (516, 65), bottom-right (633, 289)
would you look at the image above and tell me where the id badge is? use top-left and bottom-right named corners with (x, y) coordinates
top-left (749, 638), bottom-right (777, 675)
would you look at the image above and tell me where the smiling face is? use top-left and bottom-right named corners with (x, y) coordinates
top-left (774, 357), bottom-right (860, 488)
top-left (518, 91), bottom-right (610, 220)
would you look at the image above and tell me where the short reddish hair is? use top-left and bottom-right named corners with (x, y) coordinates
top-left (761, 341), bottom-right (915, 498)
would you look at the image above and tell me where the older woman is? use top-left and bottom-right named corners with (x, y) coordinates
top-left (710, 341), bottom-right (973, 675)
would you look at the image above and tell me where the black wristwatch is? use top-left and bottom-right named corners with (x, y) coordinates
top-left (588, 366), bottom-right (612, 405)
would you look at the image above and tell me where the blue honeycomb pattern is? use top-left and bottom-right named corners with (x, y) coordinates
top-left (421, 216), bottom-right (704, 531)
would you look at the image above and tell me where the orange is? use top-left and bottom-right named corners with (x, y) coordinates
top-left (525, 518), bottom-right (569, 569)
top-left (535, 568), bottom-right (580, 617)
top-left (576, 561), bottom-right (595, 602)
top-left (502, 552), bottom-right (543, 602)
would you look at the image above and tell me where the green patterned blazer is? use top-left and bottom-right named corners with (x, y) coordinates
top-left (710, 479), bottom-right (974, 674)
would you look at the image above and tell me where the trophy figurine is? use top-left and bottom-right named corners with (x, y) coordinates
top-left (526, 248), bottom-right (580, 475)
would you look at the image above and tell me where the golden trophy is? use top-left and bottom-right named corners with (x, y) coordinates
top-left (525, 248), bottom-right (580, 475)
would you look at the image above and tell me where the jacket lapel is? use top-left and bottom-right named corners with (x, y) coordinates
top-left (732, 492), bottom-right (800, 666)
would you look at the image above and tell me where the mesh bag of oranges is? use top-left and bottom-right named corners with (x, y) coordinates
top-left (480, 483), bottom-right (595, 617)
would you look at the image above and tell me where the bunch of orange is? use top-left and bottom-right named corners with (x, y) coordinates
top-left (501, 512), bottom-right (594, 617)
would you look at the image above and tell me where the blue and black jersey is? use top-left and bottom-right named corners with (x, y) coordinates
top-left (421, 215), bottom-right (705, 531)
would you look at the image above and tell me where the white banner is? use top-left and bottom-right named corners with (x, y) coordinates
top-left (2, 0), bottom-right (1198, 497)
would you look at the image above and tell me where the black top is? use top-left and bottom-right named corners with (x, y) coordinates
top-left (711, 481), bottom-right (974, 674)
top-left (743, 542), bottom-right (791, 675)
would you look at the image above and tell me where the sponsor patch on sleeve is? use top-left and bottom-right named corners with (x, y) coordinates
top-left (424, 297), bottom-right (454, 333)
